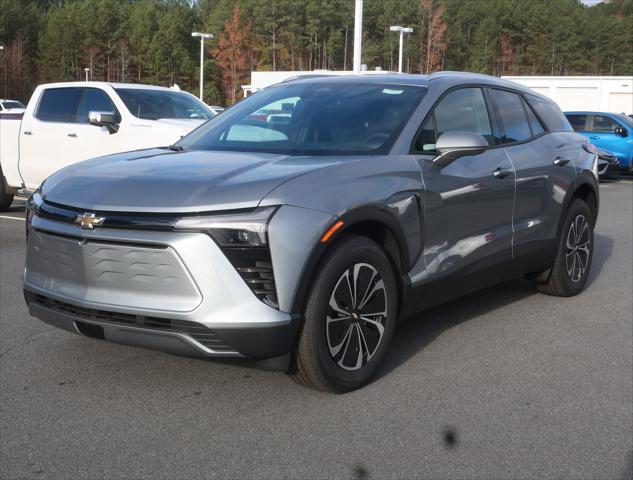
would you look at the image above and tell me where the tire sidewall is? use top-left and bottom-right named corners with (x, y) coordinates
top-left (304, 236), bottom-right (398, 392)
top-left (554, 200), bottom-right (594, 295)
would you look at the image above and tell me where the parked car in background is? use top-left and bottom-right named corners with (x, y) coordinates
top-left (0, 99), bottom-right (26, 114)
top-left (23, 73), bottom-right (599, 392)
top-left (595, 147), bottom-right (620, 178)
top-left (209, 105), bottom-right (225, 115)
top-left (0, 82), bottom-right (216, 211)
top-left (565, 111), bottom-right (633, 173)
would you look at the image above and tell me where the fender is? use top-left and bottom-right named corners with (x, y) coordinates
top-left (557, 170), bottom-right (599, 239)
top-left (289, 198), bottom-right (422, 314)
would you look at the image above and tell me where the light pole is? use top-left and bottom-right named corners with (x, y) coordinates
top-left (353, 0), bottom-right (363, 73)
top-left (191, 32), bottom-right (214, 101)
top-left (389, 26), bottom-right (413, 73)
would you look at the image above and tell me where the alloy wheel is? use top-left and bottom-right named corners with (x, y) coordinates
top-left (326, 263), bottom-right (388, 371)
top-left (565, 214), bottom-right (591, 283)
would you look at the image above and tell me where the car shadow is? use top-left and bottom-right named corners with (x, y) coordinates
top-left (7, 198), bottom-right (26, 213)
top-left (587, 233), bottom-right (613, 287)
top-left (376, 278), bottom-right (537, 379)
top-left (376, 233), bottom-right (613, 380)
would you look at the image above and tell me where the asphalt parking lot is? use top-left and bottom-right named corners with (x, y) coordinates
top-left (1, 181), bottom-right (632, 480)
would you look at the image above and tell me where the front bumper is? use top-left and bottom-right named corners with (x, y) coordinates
top-left (23, 215), bottom-right (299, 358)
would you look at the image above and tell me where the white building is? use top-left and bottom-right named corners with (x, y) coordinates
top-left (502, 76), bottom-right (633, 114)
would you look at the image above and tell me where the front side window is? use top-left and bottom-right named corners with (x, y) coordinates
top-left (566, 114), bottom-right (588, 132)
top-left (77, 89), bottom-right (121, 123)
top-left (489, 89), bottom-right (531, 144)
top-left (180, 83), bottom-right (427, 155)
top-left (592, 115), bottom-right (621, 133)
top-left (115, 88), bottom-right (214, 120)
top-left (36, 88), bottom-right (83, 122)
top-left (415, 87), bottom-right (492, 152)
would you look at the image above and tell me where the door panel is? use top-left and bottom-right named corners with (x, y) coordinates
top-left (587, 114), bottom-right (627, 159)
top-left (18, 87), bottom-right (83, 188)
top-left (410, 149), bottom-right (515, 302)
top-left (507, 133), bottom-right (578, 265)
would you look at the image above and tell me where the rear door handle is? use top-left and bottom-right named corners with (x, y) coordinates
top-left (23, 130), bottom-right (32, 135)
top-left (589, 136), bottom-right (600, 140)
top-left (554, 157), bottom-right (570, 166)
top-left (493, 167), bottom-right (513, 179)
top-left (67, 133), bottom-right (77, 138)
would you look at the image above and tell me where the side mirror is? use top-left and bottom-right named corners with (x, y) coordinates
top-left (89, 111), bottom-right (119, 134)
top-left (614, 126), bottom-right (627, 137)
top-left (433, 131), bottom-right (489, 167)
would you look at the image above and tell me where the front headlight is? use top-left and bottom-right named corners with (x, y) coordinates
top-left (173, 206), bottom-right (277, 247)
top-left (25, 190), bottom-right (43, 238)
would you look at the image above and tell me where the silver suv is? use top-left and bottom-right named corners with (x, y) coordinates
top-left (24, 73), bottom-right (599, 392)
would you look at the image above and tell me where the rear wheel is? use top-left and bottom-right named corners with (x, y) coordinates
top-left (291, 235), bottom-right (398, 393)
top-left (536, 199), bottom-right (594, 296)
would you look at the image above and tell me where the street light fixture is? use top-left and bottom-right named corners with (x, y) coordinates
top-left (389, 26), bottom-right (413, 73)
top-left (84, 68), bottom-right (90, 82)
top-left (191, 32), bottom-right (214, 101)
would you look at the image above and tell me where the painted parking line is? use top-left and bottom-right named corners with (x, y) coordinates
top-left (0, 215), bottom-right (25, 221)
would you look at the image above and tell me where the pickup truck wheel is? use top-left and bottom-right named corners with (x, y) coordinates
top-left (536, 199), bottom-right (594, 297)
top-left (290, 235), bottom-right (397, 393)
top-left (0, 176), bottom-right (14, 212)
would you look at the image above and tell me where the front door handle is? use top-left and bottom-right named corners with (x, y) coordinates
top-left (493, 167), bottom-right (513, 179)
top-left (554, 157), bottom-right (570, 166)
top-left (589, 136), bottom-right (600, 140)
top-left (23, 130), bottom-right (32, 135)
top-left (67, 133), bottom-right (77, 138)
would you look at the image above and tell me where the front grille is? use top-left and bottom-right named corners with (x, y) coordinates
top-left (26, 292), bottom-right (233, 352)
top-left (222, 247), bottom-right (278, 308)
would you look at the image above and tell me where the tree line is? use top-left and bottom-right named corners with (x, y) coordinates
top-left (1, 0), bottom-right (631, 106)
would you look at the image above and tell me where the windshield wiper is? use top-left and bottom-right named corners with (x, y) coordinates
top-left (165, 144), bottom-right (186, 152)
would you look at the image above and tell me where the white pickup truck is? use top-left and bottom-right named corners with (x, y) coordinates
top-left (0, 82), bottom-right (216, 211)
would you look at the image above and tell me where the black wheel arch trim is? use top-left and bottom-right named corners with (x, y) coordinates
top-left (558, 172), bottom-right (599, 239)
top-left (289, 201), bottom-right (419, 315)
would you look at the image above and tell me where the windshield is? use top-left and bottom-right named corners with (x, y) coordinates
top-left (2, 101), bottom-right (25, 110)
top-left (115, 88), bottom-right (215, 120)
top-left (178, 82), bottom-right (426, 155)
top-left (614, 113), bottom-right (633, 129)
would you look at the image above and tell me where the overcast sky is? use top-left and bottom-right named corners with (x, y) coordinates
top-left (580, 0), bottom-right (604, 5)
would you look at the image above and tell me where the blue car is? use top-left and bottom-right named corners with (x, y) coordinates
top-left (565, 111), bottom-right (633, 172)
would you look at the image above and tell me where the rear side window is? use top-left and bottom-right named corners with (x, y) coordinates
top-left (526, 95), bottom-right (573, 132)
top-left (36, 88), bottom-right (83, 122)
top-left (522, 98), bottom-right (545, 136)
top-left (77, 88), bottom-right (120, 123)
top-left (415, 87), bottom-right (492, 152)
top-left (592, 115), bottom-right (621, 133)
top-left (566, 114), bottom-right (588, 132)
top-left (489, 89), bottom-right (531, 144)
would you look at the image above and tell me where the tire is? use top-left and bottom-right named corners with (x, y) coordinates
top-left (536, 199), bottom-right (594, 297)
top-left (291, 235), bottom-right (398, 393)
top-left (0, 174), bottom-right (14, 212)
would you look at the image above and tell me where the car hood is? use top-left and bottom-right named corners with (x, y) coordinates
top-left (41, 148), bottom-right (343, 213)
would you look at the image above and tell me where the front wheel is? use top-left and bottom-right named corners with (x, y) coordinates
top-left (291, 235), bottom-right (398, 393)
top-left (536, 199), bottom-right (594, 296)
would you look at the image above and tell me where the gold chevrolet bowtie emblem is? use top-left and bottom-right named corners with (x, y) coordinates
top-left (75, 213), bottom-right (105, 229)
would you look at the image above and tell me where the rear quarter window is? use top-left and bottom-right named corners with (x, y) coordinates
top-left (526, 95), bottom-right (573, 132)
